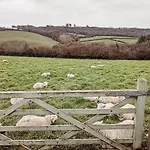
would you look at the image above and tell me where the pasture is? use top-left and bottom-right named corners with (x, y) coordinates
top-left (80, 36), bottom-right (138, 44)
top-left (0, 56), bottom-right (150, 127)
top-left (0, 31), bottom-right (58, 47)
top-left (0, 56), bottom-right (150, 150)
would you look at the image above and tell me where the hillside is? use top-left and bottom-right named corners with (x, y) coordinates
top-left (17, 25), bottom-right (150, 37)
top-left (80, 36), bottom-right (138, 44)
top-left (0, 31), bottom-right (58, 47)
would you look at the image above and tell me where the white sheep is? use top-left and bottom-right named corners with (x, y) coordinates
top-left (118, 104), bottom-right (135, 121)
top-left (93, 120), bottom-right (134, 140)
top-left (98, 96), bottom-right (125, 104)
top-left (10, 98), bottom-right (24, 105)
top-left (91, 65), bottom-right (96, 68)
top-left (67, 74), bottom-right (75, 78)
top-left (16, 115), bottom-right (58, 126)
top-left (83, 97), bottom-right (99, 102)
top-left (97, 102), bottom-right (114, 109)
top-left (41, 72), bottom-right (51, 77)
top-left (33, 82), bottom-right (49, 89)
top-left (2, 59), bottom-right (8, 63)
top-left (98, 65), bottom-right (104, 67)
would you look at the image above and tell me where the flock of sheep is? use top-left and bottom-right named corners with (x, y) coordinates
top-left (83, 96), bottom-right (135, 140)
top-left (9, 95), bottom-right (135, 141)
top-left (2, 60), bottom-right (135, 142)
top-left (8, 71), bottom-right (76, 127)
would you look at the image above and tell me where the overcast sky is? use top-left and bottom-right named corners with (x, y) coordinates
top-left (0, 0), bottom-right (150, 28)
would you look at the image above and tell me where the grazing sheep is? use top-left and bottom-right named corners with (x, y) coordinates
top-left (93, 120), bottom-right (134, 140)
top-left (33, 82), bottom-right (49, 89)
top-left (10, 98), bottom-right (24, 105)
top-left (118, 104), bottom-right (135, 121)
top-left (16, 115), bottom-right (58, 126)
top-left (41, 72), bottom-right (51, 77)
top-left (83, 97), bottom-right (99, 102)
top-left (97, 102), bottom-right (114, 109)
top-left (67, 74), bottom-right (75, 78)
top-left (2, 59), bottom-right (8, 63)
top-left (98, 96), bottom-right (125, 104)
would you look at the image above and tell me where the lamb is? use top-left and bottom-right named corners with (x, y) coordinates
top-left (10, 98), bottom-right (24, 105)
top-left (67, 74), bottom-right (75, 78)
top-left (83, 97), bottom-right (99, 102)
top-left (33, 82), bottom-right (49, 89)
top-left (41, 72), bottom-right (51, 77)
top-left (98, 96), bottom-right (125, 104)
top-left (118, 104), bottom-right (135, 120)
top-left (97, 102), bottom-right (114, 109)
top-left (16, 115), bottom-right (58, 126)
top-left (93, 120), bottom-right (134, 140)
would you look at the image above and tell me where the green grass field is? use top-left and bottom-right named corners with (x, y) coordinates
top-left (0, 56), bottom-right (149, 147)
top-left (0, 31), bottom-right (58, 47)
top-left (80, 36), bottom-right (138, 44)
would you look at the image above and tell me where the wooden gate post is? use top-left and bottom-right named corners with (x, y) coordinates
top-left (133, 78), bottom-right (148, 149)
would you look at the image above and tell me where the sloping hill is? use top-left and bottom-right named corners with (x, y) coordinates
top-left (80, 36), bottom-right (138, 44)
top-left (0, 31), bottom-right (58, 47)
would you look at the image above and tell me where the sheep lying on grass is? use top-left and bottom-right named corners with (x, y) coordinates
top-left (83, 97), bottom-right (99, 102)
top-left (2, 59), bottom-right (8, 63)
top-left (93, 120), bottom-right (134, 140)
top-left (10, 98), bottom-right (24, 105)
top-left (41, 72), bottom-right (51, 77)
top-left (98, 96), bottom-right (125, 104)
top-left (33, 82), bottom-right (49, 89)
top-left (67, 74), bottom-right (75, 78)
top-left (97, 102), bottom-right (135, 120)
top-left (16, 115), bottom-right (58, 126)
top-left (118, 104), bottom-right (135, 120)
top-left (97, 102), bottom-right (114, 109)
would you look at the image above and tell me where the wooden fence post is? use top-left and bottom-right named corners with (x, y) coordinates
top-left (133, 78), bottom-right (148, 149)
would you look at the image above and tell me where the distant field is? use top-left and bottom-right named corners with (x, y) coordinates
top-left (80, 36), bottom-right (138, 44)
top-left (0, 31), bottom-right (58, 47)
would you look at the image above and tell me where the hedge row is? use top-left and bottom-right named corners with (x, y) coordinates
top-left (0, 41), bottom-right (150, 60)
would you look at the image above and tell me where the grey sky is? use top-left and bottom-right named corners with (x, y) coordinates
top-left (0, 0), bottom-right (150, 28)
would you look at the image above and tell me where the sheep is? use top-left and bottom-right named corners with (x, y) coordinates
top-left (93, 120), bottom-right (134, 140)
top-left (16, 115), bottom-right (58, 126)
top-left (10, 98), bottom-right (24, 105)
top-left (97, 102), bottom-right (114, 109)
top-left (91, 65), bottom-right (96, 68)
top-left (2, 59), bottom-right (8, 63)
top-left (83, 97), bottom-right (99, 102)
top-left (41, 72), bottom-right (51, 77)
top-left (118, 104), bottom-right (135, 121)
top-left (33, 82), bottom-right (49, 89)
top-left (98, 65), bottom-right (104, 67)
top-left (67, 74), bottom-right (75, 78)
top-left (98, 96), bottom-right (125, 104)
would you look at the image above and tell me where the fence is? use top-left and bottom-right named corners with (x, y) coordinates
top-left (0, 78), bottom-right (149, 150)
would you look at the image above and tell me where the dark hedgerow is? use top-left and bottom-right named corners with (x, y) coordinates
top-left (0, 41), bottom-right (150, 60)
